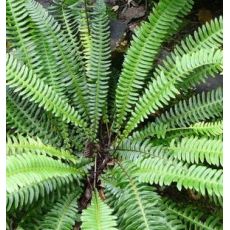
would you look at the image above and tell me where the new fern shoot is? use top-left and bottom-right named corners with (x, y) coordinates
top-left (6, 0), bottom-right (223, 229)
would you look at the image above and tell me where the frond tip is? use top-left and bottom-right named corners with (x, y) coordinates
top-left (81, 191), bottom-right (118, 230)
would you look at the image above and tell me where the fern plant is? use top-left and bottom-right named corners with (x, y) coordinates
top-left (6, 0), bottom-right (223, 229)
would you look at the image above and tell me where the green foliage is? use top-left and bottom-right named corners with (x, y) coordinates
top-left (114, 0), bottom-right (193, 130)
top-left (102, 164), bottom-right (186, 229)
top-left (18, 191), bottom-right (81, 230)
top-left (191, 121), bottom-right (223, 137)
top-left (39, 192), bottom-right (80, 230)
top-left (6, 0), bottom-right (42, 77)
top-left (165, 199), bottom-right (223, 230)
top-left (86, 0), bottom-right (111, 135)
top-left (120, 49), bottom-right (223, 139)
top-left (27, 0), bottom-right (90, 116)
top-left (6, 90), bottom-right (61, 146)
top-left (169, 136), bottom-right (223, 166)
top-left (6, 0), bottom-right (223, 228)
top-left (6, 53), bottom-right (88, 130)
top-left (6, 152), bottom-right (91, 212)
top-left (81, 191), bottom-right (118, 230)
top-left (132, 88), bottom-right (223, 140)
top-left (7, 134), bottom-right (78, 163)
top-left (135, 157), bottom-right (222, 197)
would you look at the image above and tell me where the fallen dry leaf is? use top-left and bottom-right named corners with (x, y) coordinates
top-left (197, 8), bottom-right (213, 23)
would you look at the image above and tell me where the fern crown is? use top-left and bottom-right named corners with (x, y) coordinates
top-left (6, 0), bottom-right (223, 229)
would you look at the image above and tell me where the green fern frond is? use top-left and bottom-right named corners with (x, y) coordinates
top-left (70, 0), bottom-right (92, 63)
top-left (135, 157), bottom-right (223, 197)
top-left (169, 137), bottom-right (223, 166)
top-left (6, 152), bottom-right (91, 211)
top-left (26, 0), bottom-right (90, 116)
top-left (165, 199), bottom-right (223, 230)
top-left (182, 65), bottom-right (223, 91)
top-left (7, 153), bottom-right (80, 193)
top-left (191, 121), bottom-right (223, 137)
top-left (49, 0), bottom-right (87, 87)
top-left (155, 16), bottom-right (223, 91)
top-left (114, 0), bottom-right (193, 130)
top-left (102, 164), bottom-right (184, 230)
top-left (155, 121), bottom-right (223, 143)
top-left (176, 16), bottom-right (223, 89)
top-left (7, 167), bottom-right (85, 212)
top-left (39, 192), bottom-right (80, 230)
top-left (154, 88), bottom-right (223, 128)
top-left (175, 17), bottom-right (222, 56)
top-left (6, 54), bottom-right (88, 131)
top-left (132, 88), bottom-right (223, 140)
top-left (31, 30), bottom-right (66, 96)
top-left (6, 91), bottom-right (62, 145)
top-left (81, 191), bottom-right (118, 230)
top-left (49, 0), bottom-right (79, 50)
top-left (121, 49), bottom-right (223, 139)
top-left (6, 0), bottom-right (43, 77)
top-left (16, 189), bottom-right (82, 229)
top-left (7, 134), bottom-right (78, 163)
top-left (86, 0), bottom-right (111, 135)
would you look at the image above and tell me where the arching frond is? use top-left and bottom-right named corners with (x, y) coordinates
top-left (6, 91), bottom-right (62, 145)
top-left (48, 0), bottom-right (88, 96)
top-left (102, 164), bottom-right (185, 230)
top-left (81, 191), bottom-right (118, 230)
top-left (70, 0), bottom-right (93, 65)
top-left (114, 0), bottom-right (193, 130)
top-left (155, 16), bottom-right (223, 91)
top-left (7, 135), bottom-right (77, 163)
top-left (132, 88), bottom-right (223, 140)
top-left (155, 88), bottom-right (223, 129)
top-left (6, 0), bottom-right (42, 77)
top-left (49, 0), bottom-right (79, 51)
top-left (169, 136), bottom-right (223, 166)
top-left (165, 199), bottom-right (223, 230)
top-left (86, 0), bottom-right (111, 136)
top-left (6, 54), bottom-right (88, 131)
top-left (6, 153), bottom-right (91, 212)
top-left (7, 153), bottom-right (79, 193)
top-left (121, 49), bottom-right (223, 139)
top-left (135, 157), bottom-right (223, 197)
top-left (26, 0), bottom-right (89, 116)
